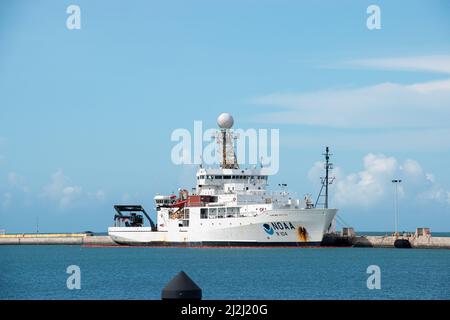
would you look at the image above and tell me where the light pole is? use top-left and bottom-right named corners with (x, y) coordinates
top-left (392, 179), bottom-right (402, 236)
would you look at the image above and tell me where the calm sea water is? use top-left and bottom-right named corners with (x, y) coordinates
top-left (0, 245), bottom-right (449, 300)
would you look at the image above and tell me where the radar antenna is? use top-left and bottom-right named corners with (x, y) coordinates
top-left (216, 113), bottom-right (239, 169)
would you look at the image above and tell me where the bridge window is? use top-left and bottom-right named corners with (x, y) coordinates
top-left (218, 208), bottom-right (226, 218)
top-left (200, 208), bottom-right (208, 219)
top-left (181, 220), bottom-right (189, 227)
top-left (227, 207), bottom-right (240, 217)
top-left (209, 208), bottom-right (217, 219)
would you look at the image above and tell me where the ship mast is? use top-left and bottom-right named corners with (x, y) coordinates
top-left (315, 146), bottom-right (335, 208)
top-left (217, 113), bottom-right (239, 169)
top-left (222, 129), bottom-right (227, 168)
top-left (324, 146), bottom-right (331, 209)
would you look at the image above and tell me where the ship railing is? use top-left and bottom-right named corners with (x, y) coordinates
top-left (234, 190), bottom-right (299, 198)
top-left (235, 191), bottom-right (300, 202)
top-left (234, 199), bottom-right (300, 206)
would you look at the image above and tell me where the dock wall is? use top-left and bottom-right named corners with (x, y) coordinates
top-left (323, 233), bottom-right (450, 249)
top-left (353, 235), bottom-right (450, 249)
top-left (0, 234), bottom-right (117, 246)
top-left (1, 233), bottom-right (449, 248)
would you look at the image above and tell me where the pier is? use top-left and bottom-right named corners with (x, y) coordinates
top-left (0, 231), bottom-right (449, 248)
top-left (321, 229), bottom-right (450, 249)
top-left (0, 233), bottom-right (117, 246)
top-left (352, 235), bottom-right (450, 249)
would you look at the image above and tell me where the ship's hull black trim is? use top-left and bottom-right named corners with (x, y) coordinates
top-left (111, 240), bottom-right (322, 247)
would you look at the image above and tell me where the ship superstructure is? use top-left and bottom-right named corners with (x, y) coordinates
top-left (108, 113), bottom-right (337, 246)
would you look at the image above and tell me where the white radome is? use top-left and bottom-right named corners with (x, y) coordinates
top-left (217, 113), bottom-right (234, 129)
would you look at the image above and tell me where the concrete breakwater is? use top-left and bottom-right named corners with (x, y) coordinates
top-left (321, 233), bottom-right (450, 249)
top-left (1, 233), bottom-right (449, 248)
top-left (0, 233), bottom-right (117, 246)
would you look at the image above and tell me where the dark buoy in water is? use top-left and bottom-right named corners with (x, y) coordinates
top-left (394, 239), bottom-right (411, 248)
top-left (161, 271), bottom-right (202, 300)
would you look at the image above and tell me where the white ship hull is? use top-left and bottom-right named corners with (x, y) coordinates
top-left (108, 208), bottom-right (337, 246)
top-left (109, 114), bottom-right (339, 248)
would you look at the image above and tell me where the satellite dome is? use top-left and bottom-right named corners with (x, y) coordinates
top-left (217, 113), bottom-right (234, 129)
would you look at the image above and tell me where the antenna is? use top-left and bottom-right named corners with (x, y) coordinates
top-left (324, 146), bottom-right (332, 209)
top-left (392, 179), bottom-right (402, 235)
top-left (315, 147), bottom-right (335, 208)
top-left (222, 128), bottom-right (227, 167)
top-left (216, 113), bottom-right (239, 169)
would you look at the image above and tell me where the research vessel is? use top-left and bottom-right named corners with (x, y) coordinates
top-left (108, 113), bottom-right (337, 246)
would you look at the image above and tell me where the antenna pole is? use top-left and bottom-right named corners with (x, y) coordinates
top-left (395, 182), bottom-right (398, 234)
top-left (392, 179), bottom-right (402, 235)
top-left (324, 147), bottom-right (330, 209)
top-left (222, 129), bottom-right (227, 168)
top-left (314, 147), bottom-right (334, 209)
top-left (218, 127), bottom-right (238, 169)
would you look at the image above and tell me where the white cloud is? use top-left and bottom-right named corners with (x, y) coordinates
top-left (342, 55), bottom-right (450, 74)
top-left (0, 172), bottom-right (30, 207)
top-left (8, 172), bottom-right (29, 193)
top-left (311, 153), bottom-right (450, 209)
top-left (419, 175), bottom-right (450, 205)
top-left (2, 192), bottom-right (12, 207)
top-left (250, 78), bottom-right (450, 129)
top-left (421, 187), bottom-right (450, 204)
top-left (425, 173), bottom-right (435, 183)
top-left (400, 159), bottom-right (423, 184)
top-left (0, 137), bottom-right (5, 163)
top-left (121, 192), bottom-right (141, 203)
top-left (88, 189), bottom-right (106, 201)
top-left (308, 161), bottom-right (343, 187)
top-left (281, 128), bottom-right (450, 152)
top-left (333, 153), bottom-right (398, 207)
top-left (3, 170), bottom-right (105, 209)
top-left (308, 161), bottom-right (325, 186)
top-left (250, 55), bottom-right (450, 152)
top-left (42, 169), bottom-right (82, 208)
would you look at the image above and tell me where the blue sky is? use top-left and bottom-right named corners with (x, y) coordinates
top-left (1, 0), bottom-right (450, 232)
